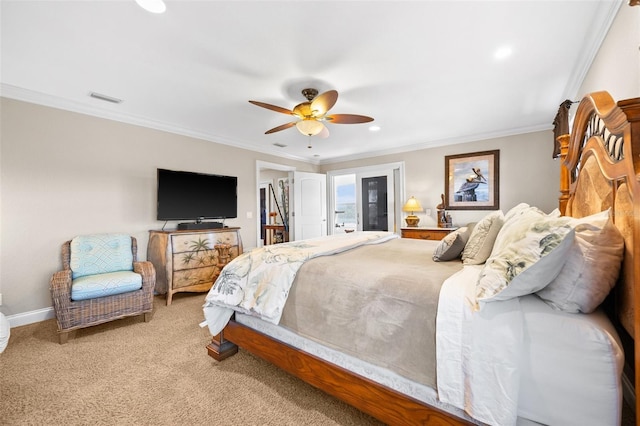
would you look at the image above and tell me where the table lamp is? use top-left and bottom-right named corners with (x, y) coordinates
top-left (402, 196), bottom-right (423, 227)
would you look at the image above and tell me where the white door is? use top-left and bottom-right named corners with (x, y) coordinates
top-left (290, 171), bottom-right (327, 241)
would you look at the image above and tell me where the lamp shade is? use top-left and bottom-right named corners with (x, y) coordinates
top-left (402, 196), bottom-right (423, 213)
top-left (296, 119), bottom-right (325, 136)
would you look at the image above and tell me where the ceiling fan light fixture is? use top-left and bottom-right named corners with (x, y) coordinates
top-left (296, 120), bottom-right (324, 136)
top-left (249, 88), bottom-right (373, 137)
top-left (135, 0), bottom-right (166, 14)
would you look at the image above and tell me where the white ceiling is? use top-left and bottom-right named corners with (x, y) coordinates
top-left (0, 1), bottom-right (622, 164)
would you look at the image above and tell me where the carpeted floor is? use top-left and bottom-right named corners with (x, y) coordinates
top-left (2, 294), bottom-right (636, 426)
top-left (0, 293), bottom-right (382, 426)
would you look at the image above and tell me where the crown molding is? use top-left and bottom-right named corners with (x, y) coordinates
top-left (0, 84), bottom-right (314, 164)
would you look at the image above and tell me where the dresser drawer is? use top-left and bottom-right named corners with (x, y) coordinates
top-left (172, 266), bottom-right (217, 290)
top-left (172, 250), bottom-right (218, 271)
top-left (170, 231), bottom-right (239, 254)
top-left (401, 228), bottom-right (455, 241)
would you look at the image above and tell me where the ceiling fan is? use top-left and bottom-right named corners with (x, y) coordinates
top-left (249, 88), bottom-right (374, 138)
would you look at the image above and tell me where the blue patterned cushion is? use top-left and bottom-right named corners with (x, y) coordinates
top-left (70, 234), bottom-right (133, 279)
top-left (71, 271), bottom-right (142, 301)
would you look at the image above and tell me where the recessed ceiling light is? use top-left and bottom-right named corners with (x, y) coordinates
top-left (494, 46), bottom-right (512, 60)
top-left (369, 125), bottom-right (381, 132)
top-left (135, 0), bottom-right (166, 14)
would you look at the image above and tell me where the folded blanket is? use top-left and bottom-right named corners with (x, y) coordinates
top-left (203, 231), bottom-right (398, 335)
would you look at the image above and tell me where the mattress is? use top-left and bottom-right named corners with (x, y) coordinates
top-left (517, 294), bottom-right (624, 425)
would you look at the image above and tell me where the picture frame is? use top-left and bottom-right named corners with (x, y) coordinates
top-left (444, 150), bottom-right (499, 210)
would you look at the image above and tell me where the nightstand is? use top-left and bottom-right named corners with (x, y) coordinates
top-left (401, 227), bottom-right (457, 241)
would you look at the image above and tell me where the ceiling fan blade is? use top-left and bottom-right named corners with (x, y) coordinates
top-left (311, 90), bottom-right (338, 116)
top-left (249, 100), bottom-right (293, 116)
top-left (265, 122), bottom-right (296, 134)
top-left (326, 114), bottom-right (374, 124)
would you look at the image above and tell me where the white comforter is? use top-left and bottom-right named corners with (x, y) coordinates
top-left (203, 231), bottom-right (398, 336)
top-left (437, 266), bottom-right (623, 426)
top-left (437, 265), bottom-right (522, 425)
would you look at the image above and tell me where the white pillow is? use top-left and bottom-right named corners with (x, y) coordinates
top-left (536, 209), bottom-right (624, 313)
top-left (503, 202), bottom-right (537, 223)
top-left (461, 211), bottom-right (504, 265)
top-left (476, 208), bottom-right (574, 305)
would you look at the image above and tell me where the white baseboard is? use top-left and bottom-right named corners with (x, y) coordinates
top-left (7, 307), bottom-right (55, 328)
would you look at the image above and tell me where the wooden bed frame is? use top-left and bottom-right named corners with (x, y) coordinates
top-left (208, 92), bottom-right (640, 425)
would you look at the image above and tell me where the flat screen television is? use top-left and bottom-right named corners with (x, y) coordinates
top-left (156, 168), bottom-right (237, 227)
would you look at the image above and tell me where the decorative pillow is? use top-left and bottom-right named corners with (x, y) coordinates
top-left (462, 211), bottom-right (504, 265)
top-left (503, 202), bottom-right (536, 223)
top-left (536, 209), bottom-right (624, 313)
top-left (70, 234), bottom-right (134, 279)
top-left (489, 204), bottom-right (551, 257)
top-left (432, 224), bottom-right (475, 262)
top-left (475, 209), bottom-right (575, 305)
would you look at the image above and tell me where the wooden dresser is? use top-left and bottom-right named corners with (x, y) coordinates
top-left (400, 226), bottom-right (457, 241)
top-left (148, 227), bottom-right (242, 305)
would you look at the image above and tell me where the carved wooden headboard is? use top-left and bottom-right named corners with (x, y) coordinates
top-left (558, 91), bottom-right (640, 418)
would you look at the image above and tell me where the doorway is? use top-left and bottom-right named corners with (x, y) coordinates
top-left (328, 162), bottom-right (404, 235)
top-left (256, 161), bottom-right (295, 247)
top-left (256, 162), bottom-right (327, 246)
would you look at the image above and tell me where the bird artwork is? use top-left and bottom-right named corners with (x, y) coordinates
top-left (455, 168), bottom-right (487, 202)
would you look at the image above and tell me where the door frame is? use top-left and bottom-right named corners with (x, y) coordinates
top-left (326, 162), bottom-right (405, 234)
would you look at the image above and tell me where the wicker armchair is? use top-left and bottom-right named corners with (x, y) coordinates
top-left (50, 235), bottom-right (155, 344)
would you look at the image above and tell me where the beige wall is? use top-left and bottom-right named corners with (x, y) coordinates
top-left (320, 130), bottom-right (559, 228)
top-left (578, 4), bottom-right (640, 100)
top-left (0, 98), bottom-right (314, 317)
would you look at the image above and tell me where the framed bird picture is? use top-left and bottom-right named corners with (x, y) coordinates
top-left (444, 150), bottom-right (500, 210)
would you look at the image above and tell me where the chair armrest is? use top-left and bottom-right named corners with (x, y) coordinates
top-left (134, 261), bottom-right (156, 292)
top-left (49, 270), bottom-right (72, 310)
